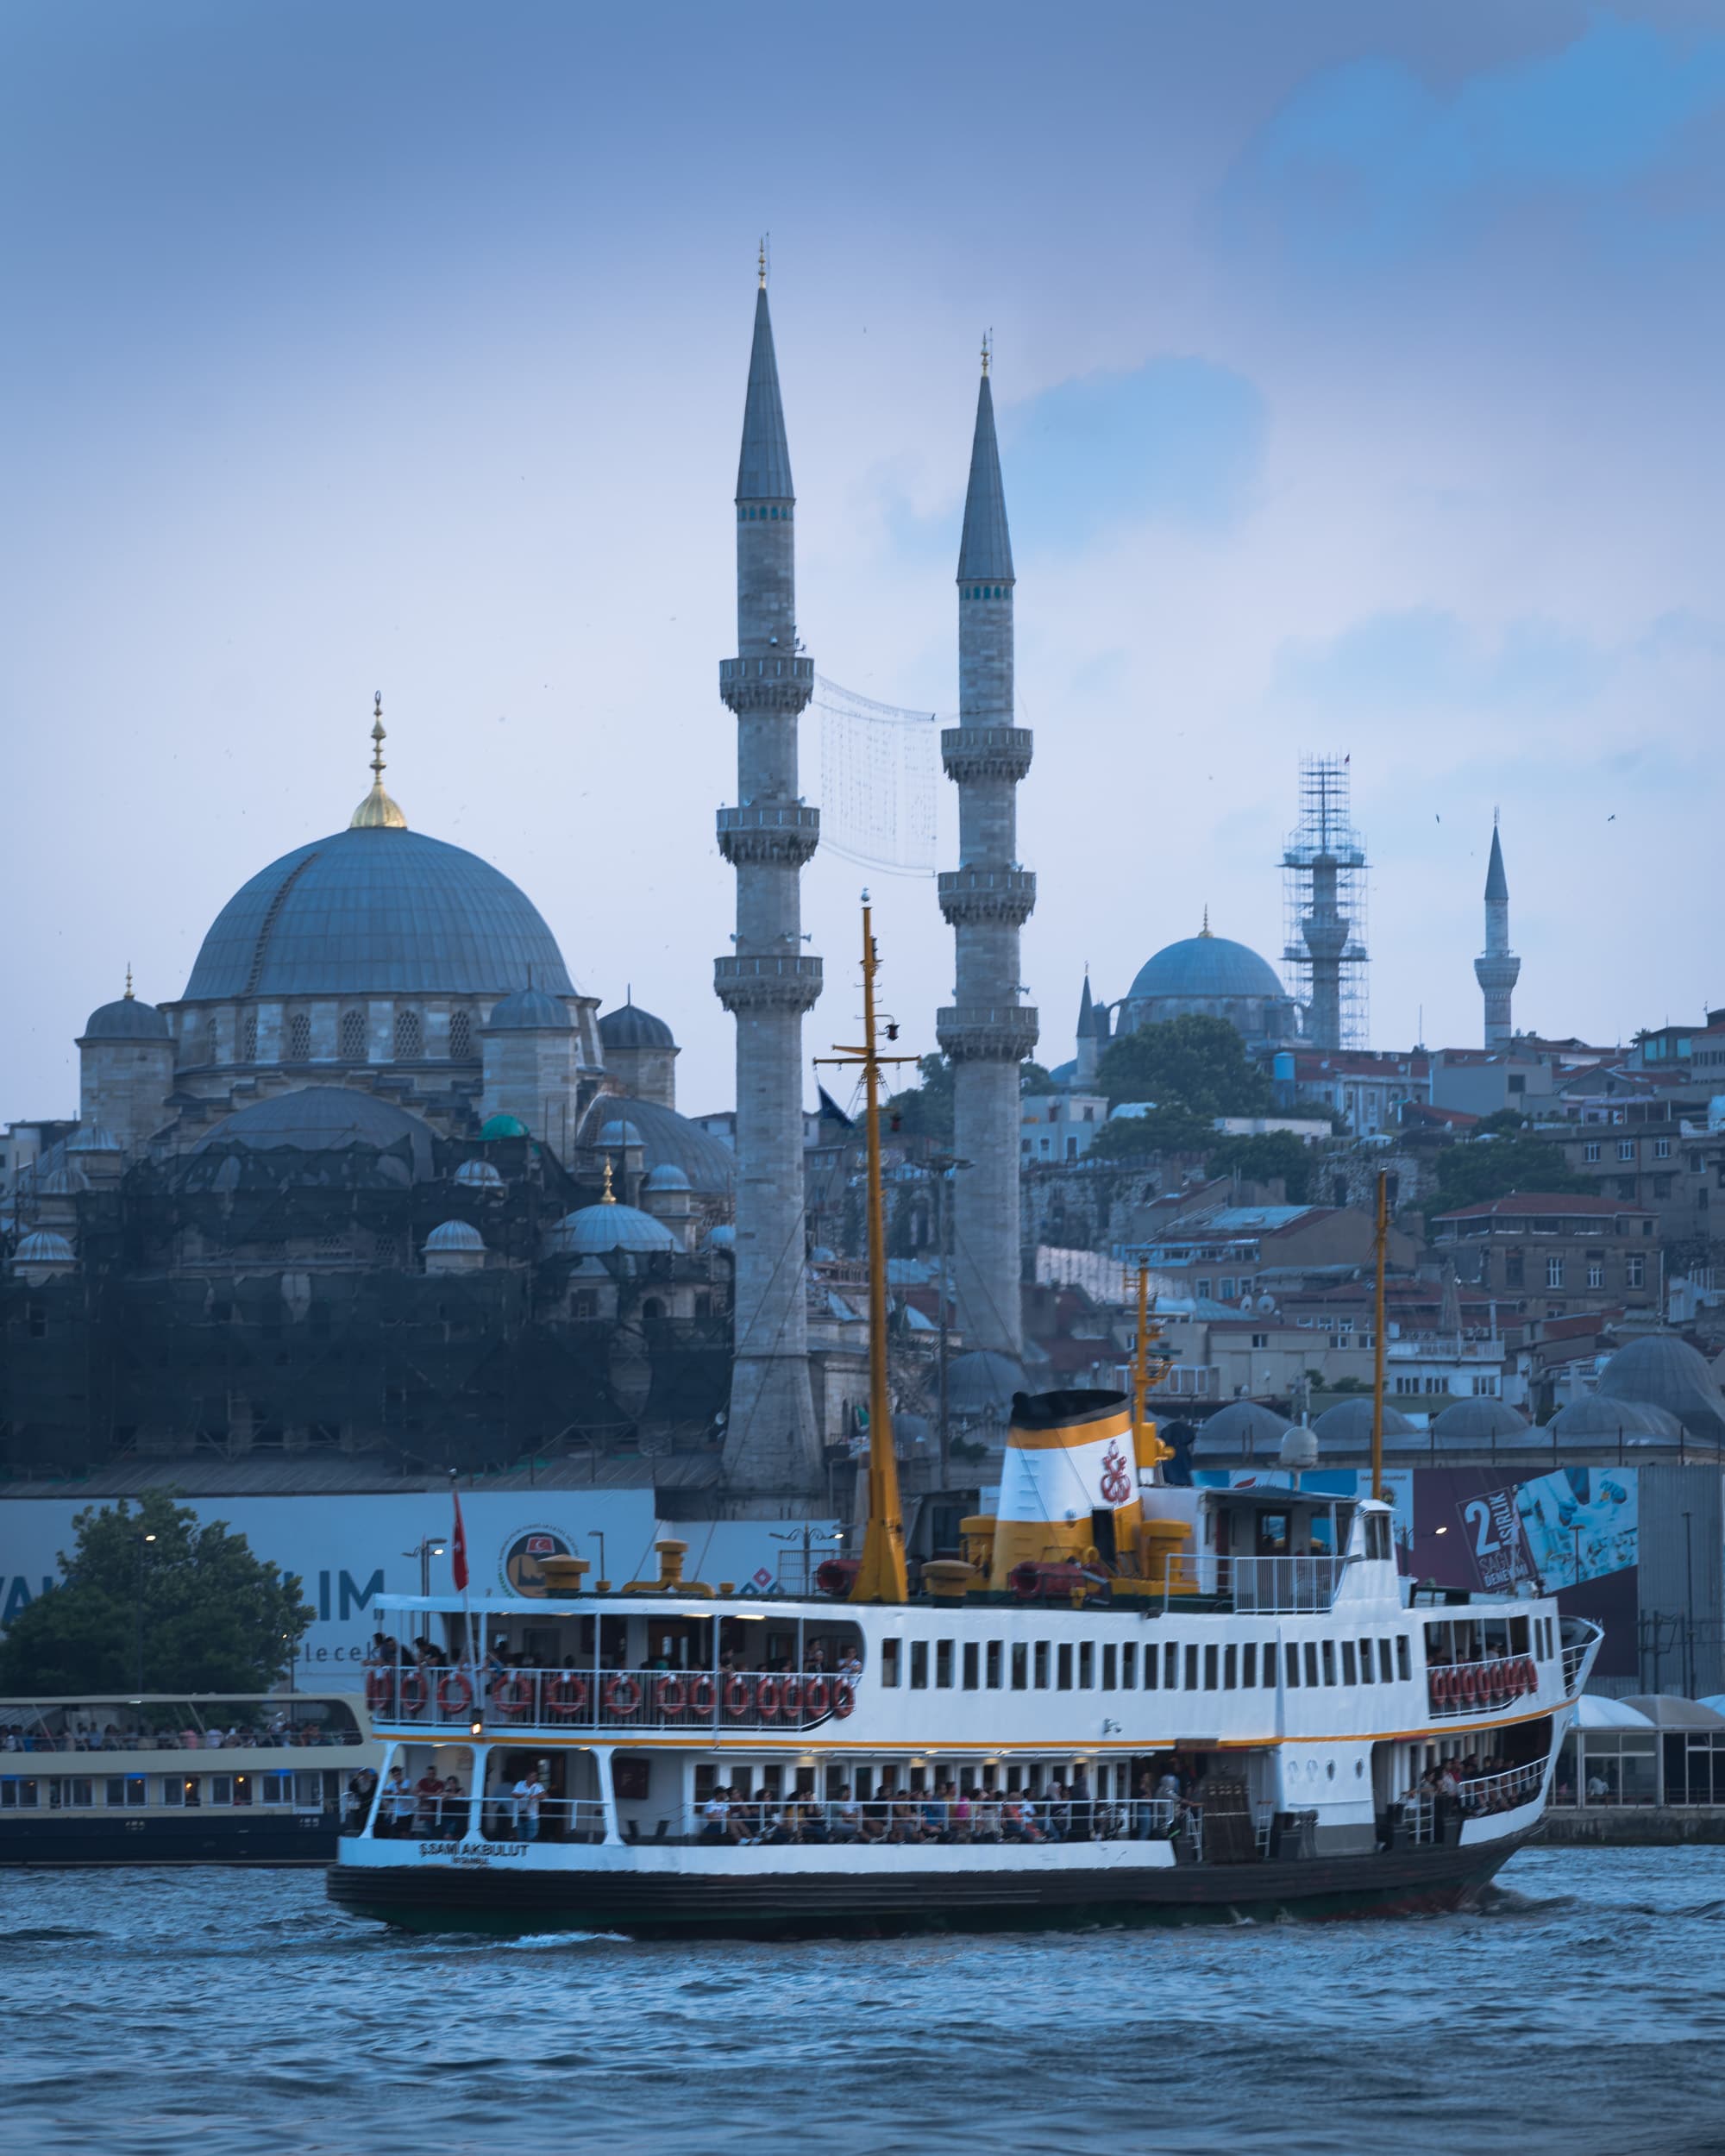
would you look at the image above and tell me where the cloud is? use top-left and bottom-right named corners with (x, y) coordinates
top-left (1274, 608), bottom-right (1608, 716)
top-left (1220, 14), bottom-right (1725, 270)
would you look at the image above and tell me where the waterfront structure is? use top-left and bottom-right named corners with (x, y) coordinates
top-left (714, 267), bottom-right (823, 1491)
top-left (1474, 820), bottom-right (1521, 1053)
top-left (937, 347), bottom-right (1038, 1360)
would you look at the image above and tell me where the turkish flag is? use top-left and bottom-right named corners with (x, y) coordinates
top-left (451, 1491), bottom-right (469, 1593)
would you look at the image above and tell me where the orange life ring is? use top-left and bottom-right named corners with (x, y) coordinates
top-left (604, 1674), bottom-right (642, 1720)
top-left (436, 1670), bottom-right (473, 1717)
top-left (547, 1673), bottom-right (589, 1722)
top-left (832, 1678), bottom-right (855, 1720)
top-left (490, 1673), bottom-right (530, 1720)
top-left (1459, 1663), bottom-right (1478, 1707)
top-left (365, 1668), bottom-right (392, 1714)
top-left (688, 1674), bottom-right (715, 1717)
top-left (781, 1677), bottom-right (803, 1721)
top-left (398, 1667), bottom-right (427, 1714)
top-left (655, 1674), bottom-right (687, 1718)
top-left (723, 1676), bottom-right (750, 1720)
top-left (803, 1676), bottom-right (831, 1719)
top-left (756, 1677), bottom-right (781, 1720)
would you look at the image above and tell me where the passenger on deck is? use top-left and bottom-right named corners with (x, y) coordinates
top-left (439, 1773), bottom-right (466, 1831)
top-left (413, 1767), bottom-right (443, 1833)
top-left (380, 1764), bottom-right (413, 1835)
top-left (831, 1784), bottom-right (861, 1842)
top-left (511, 1765), bottom-right (547, 1840)
top-left (837, 1645), bottom-right (863, 1680)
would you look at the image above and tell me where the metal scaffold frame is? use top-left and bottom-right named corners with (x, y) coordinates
top-left (1281, 752), bottom-right (1370, 1051)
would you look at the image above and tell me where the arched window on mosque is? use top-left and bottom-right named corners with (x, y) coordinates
top-left (340, 1008), bottom-right (367, 1061)
top-left (642, 1298), bottom-right (666, 1321)
top-left (241, 1012), bottom-right (259, 1063)
top-left (448, 1009), bottom-right (474, 1060)
top-left (286, 1012), bottom-right (311, 1062)
top-left (394, 1008), bottom-right (423, 1060)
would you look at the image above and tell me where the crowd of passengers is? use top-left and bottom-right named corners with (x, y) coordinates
top-left (1, 1713), bottom-right (350, 1753)
top-left (1403, 1752), bottom-right (1540, 1817)
top-left (369, 1633), bottom-right (865, 1683)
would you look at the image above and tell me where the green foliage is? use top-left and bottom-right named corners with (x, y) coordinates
top-left (1474, 1109), bottom-right (1529, 1137)
top-left (1096, 1015), bottom-right (1273, 1118)
top-left (884, 1054), bottom-right (953, 1144)
top-left (1087, 1106), bottom-right (1215, 1160)
top-left (1019, 1062), bottom-right (1060, 1096)
top-left (1206, 1129), bottom-right (1314, 1204)
top-left (1426, 1133), bottom-right (1591, 1224)
top-left (0, 1489), bottom-right (313, 1695)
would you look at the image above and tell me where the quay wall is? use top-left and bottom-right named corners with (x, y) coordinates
top-left (1539, 1807), bottom-right (1725, 1846)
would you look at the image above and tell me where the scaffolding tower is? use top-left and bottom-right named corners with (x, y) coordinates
top-left (1281, 754), bottom-right (1369, 1051)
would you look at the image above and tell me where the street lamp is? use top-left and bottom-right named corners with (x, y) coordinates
top-left (133, 1531), bottom-right (156, 1695)
top-left (404, 1539), bottom-right (448, 1596)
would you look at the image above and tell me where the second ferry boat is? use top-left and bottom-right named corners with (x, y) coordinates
top-left (329, 906), bottom-right (1597, 1937)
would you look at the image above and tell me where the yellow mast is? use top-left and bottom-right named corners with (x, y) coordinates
top-left (1371, 1168), bottom-right (1388, 1503)
top-left (816, 899), bottom-right (917, 1603)
top-left (1132, 1263), bottom-right (1150, 1444)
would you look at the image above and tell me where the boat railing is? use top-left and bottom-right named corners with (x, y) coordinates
top-left (1456, 1761), bottom-right (1544, 1813)
top-left (1560, 1640), bottom-right (1590, 1689)
top-left (1176, 1554), bottom-right (1354, 1614)
top-left (1426, 1654), bottom-right (1541, 1717)
top-left (371, 1795), bottom-right (609, 1844)
top-left (0, 1727), bottom-right (360, 1756)
top-left (678, 1795), bottom-right (1192, 1849)
top-left (366, 1664), bottom-right (860, 1738)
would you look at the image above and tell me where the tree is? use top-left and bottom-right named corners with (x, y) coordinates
top-left (883, 1054), bottom-right (953, 1144)
top-left (1087, 1106), bottom-right (1215, 1160)
top-left (0, 1490), bottom-right (313, 1695)
top-left (1095, 1014), bottom-right (1273, 1118)
top-left (1425, 1134), bottom-right (1591, 1225)
top-left (1019, 1062), bottom-right (1060, 1097)
top-left (1207, 1129), bottom-right (1316, 1204)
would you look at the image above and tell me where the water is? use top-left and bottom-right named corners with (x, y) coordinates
top-left (4, 1848), bottom-right (1723, 2156)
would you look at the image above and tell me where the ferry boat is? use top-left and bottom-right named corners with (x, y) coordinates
top-left (329, 910), bottom-right (1600, 1937)
top-left (0, 1693), bottom-right (378, 1864)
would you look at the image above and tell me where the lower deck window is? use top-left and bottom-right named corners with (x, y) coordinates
top-left (1033, 1642), bottom-right (1050, 1689)
top-left (1285, 1642), bottom-right (1301, 1688)
top-left (1242, 1643), bottom-right (1257, 1687)
top-left (1122, 1642), bottom-right (1137, 1689)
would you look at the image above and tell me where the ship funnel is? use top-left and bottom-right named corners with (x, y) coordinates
top-left (988, 1388), bottom-right (1143, 1590)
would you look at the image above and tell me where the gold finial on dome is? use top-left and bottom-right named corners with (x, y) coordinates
top-left (350, 691), bottom-right (408, 830)
top-left (601, 1157), bottom-right (618, 1204)
top-left (123, 963), bottom-right (135, 1000)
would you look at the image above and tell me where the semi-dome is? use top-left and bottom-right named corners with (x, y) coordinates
top-left (454, 1158), bottom-right (505, 1190)
top-left (1548, 1394), bottom-right (1683, 1443)
top-left (82, 996), bottom-right (171, 1042)
top-left (181, 827), bottom-right (574, 1002)
top-left (14, 1230), bottom-right (74, 1266)
top-left (546, 1201), bottom-right (679, 1257)
top-left (425, 1219), bottom-right (485, 1253)
top-left (575, 1094), bottom-right (734, 1198)
top-left (945, 1350), bottom-right (1026, 1420)
top-left (1598, 1333), bottom-right (1725, 1443)
top-left (191, 1087), bottom-right (435, 1179)
top-left (1129, 933), bottom-right (1287, 1005)
top-left (596, 1119), bottom-right (644, 1150)
top-left (643, 1163), bottom-right (691, 1193)
top-left (485, 986), bottom-right (572, 1032)
top-left (598, 999), bottom-right (675, 1050)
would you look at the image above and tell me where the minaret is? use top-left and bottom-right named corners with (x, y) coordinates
top-left (937, 342), bottom-right (1038, 1360)
top-left (1074, 972), bottom-right (1100, 1088)
top-left (1474, 818), bottom-right (1520, 1051)
top-left (714, 255), bottom-right (823, 1494)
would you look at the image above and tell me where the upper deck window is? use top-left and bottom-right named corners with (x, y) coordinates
top-left (910, 1641), bottom-right (929, 1690)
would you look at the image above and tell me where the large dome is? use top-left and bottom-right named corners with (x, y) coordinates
top-left (1129, 934), bottom-right (1286, 1005)
top-left (182, 827), bottom-right (574, 1002)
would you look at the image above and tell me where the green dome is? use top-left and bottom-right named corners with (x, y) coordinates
top-left (480, 1113), bottom-right (530, 1140)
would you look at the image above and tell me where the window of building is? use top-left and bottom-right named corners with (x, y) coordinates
top-left (1546, 1257), bottom-right (1565, 1289)
top-left (1224, 1644), bottom-right (1237, 1689)
top-left (1584, 1143), bottom-right (1601, 1163)
top-left (1655, 1138), bottom-right (1672, 1161)
top-left (1396, 1635), bottom-right (1411, 1681)
top-left (1033, 1641), bottom-right (1050, 1689)
top-left (1101, 1643), bottom-right (1117, 1691)
top-left (881, 1639), bottom-right (900, 1686)
top-left (1121, 1642), bottom-right (1137, 1689)
top-left (1320, 1640), bottom-right (1337, 1686)
top-left (939, 1639), bottom-right (959, 1689)
top-left (1304, 1642), bottom-right (1320, 1687)
top-left (449, 1009), bottom-right (474, 1060)
top-left (395, 1008), bottom-right (423, 1058)
top-left (1057, 1642), bottom-right (1073, 1690)
top-left (984, 1640), bottom-right (1001, 1689)
top-left (1183, 1644), bottom-right (1199, 1690)
top-left (1196, 1279), bottom-right (1212, 1300)
top-left (1587, 1258), bottom-right (1604, 1288)
top-left (1627, 1256), bottom-right (1645, 1288)
top-left (286, 1012), bottom-right (310, 1061)
top-left (1618, 1140), bottom-right (1634, 1161)
top-left (573, 1290), bottom-right (597, 1319)
top-left (1220, 1278), bottom-right (1236, 1300)
top-left (1164, 1642), bottom-right (1178, 1689)
top-left (241, 1012), bottom-right (259, 1062)
top-left (1251, 1333), bottom-right (1268, 1349)
top-left (908, 1640), bottom-right (928, 1689)
top-left (1358, 1639), bottom-right (1374, 1683)
top-left (1285, 1642), bottom-right (1301, 1689)
top-left (340, 1008), bottom-right (367, 1059)
top-left (1505, 1253), bottom-right (1525, 1287)
top-left (1242, 1642), bottom-right (1257, 1687)
top-left (1341, 1640), bottom-right (1357, 1685)
top-left (1010, 1642), bottom-right (1027, 1691)
top-left (1078, 1641), bottom-right (1094, 1689)
top-left (1616, 1178), bottom-right (1636, 1200)
top-left (1203, 1644), bottom-right (1219, 1689)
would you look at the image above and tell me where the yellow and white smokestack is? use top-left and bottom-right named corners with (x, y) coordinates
top-left (988, 1388), bottom-right (1142, 1589)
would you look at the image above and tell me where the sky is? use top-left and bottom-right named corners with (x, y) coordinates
top-left (3, 0), bottom-right (1723, 1119)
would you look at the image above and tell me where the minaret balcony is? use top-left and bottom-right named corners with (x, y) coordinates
top-left (718, 804), bottom-right (820, 868)
top-left (936, 1003), bottom-right (1040, 1064)
top-left (938, 867), bottom-right (1037, 927)
top-left (721, 655), bottom-right (814, 716)
top-left (940, 725), bottom-right (1033, 784)
top-left (714, 954), bottom-right (824, 1015)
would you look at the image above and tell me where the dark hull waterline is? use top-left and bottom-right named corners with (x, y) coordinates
top-left (1, 1816), bottom-right (338, 1867)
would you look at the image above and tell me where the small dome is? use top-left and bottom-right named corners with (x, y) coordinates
top-left (576, 1094), bottom-right (734, 1199)
top-left (1549, 1394), bottom-right (1683, 1443)
top-left (66, 1125), bottom-right (122, 1154)
top-left (599, 999), bottom-right (675, 1050)
top-left (192, 1088), bottom-right (435, 1179)
top-left (946, 1350), bottom-right (1026, 1418)
top-left (643, 1163), bottom-right (691, 1193)
top-left (1194, 1401), bottom-right (1292, 1454)
top-left (1129, 934), bottom-right (1287, 1005)
top-left (485, 986), bottom-right (572, 1032)
top-left (34, 1165), bottom-right (88, 1196)
top-left (82, 997), bottom-right (170, 1042)
top-left (1598, 1333), bottom-right (1725, 1443)
top-left (1430, 1399), bottom-right (1531, 1444)
top-left (480, 1113), bottom-right (530, 1140)
top-left (454, 1158), bottom-right (505, 1190)
top-left (547, 1202), bottom-right (679, 1257)
top-left (1313, 1398), bottom-right (1417, 1447)
top-left (596, 1119), bottom-right (643, 1149)
top-left (425, 1219), bottom-right (486, 1253)
top-left (705, 1224), bottom-right (737, 1251)
top-left (15, 1229), bottom-right (74, 1265)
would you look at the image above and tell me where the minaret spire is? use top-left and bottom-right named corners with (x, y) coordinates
top-left (938, 348), bottom-right (1038, 1360)
top-left (1475, 818), bottom-right (1520, 1050)
top-left (715, 269), bottom-right (822, 1493)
